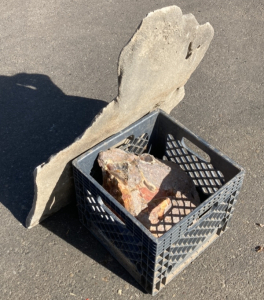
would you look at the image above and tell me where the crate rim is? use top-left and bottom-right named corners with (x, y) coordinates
top-left (73, 109), bottom-right (245, 174)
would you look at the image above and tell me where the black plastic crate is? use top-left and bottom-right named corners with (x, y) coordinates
top-left (72, 109), bottom-right (245, 295)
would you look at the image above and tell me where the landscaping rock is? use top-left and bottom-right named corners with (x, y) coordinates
top-left (98, 148), bottom-right (200, 237)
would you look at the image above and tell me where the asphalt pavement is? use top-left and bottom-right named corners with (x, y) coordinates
top-left (1, 1), bottom-right (264, 299)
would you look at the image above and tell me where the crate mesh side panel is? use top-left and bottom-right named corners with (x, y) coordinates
top-left (163, 134), bottom-right (225, 195)
top-left (119, 133), bottom-right (149, 155)
top-left (153, 178), bottom-right (243, 291)
top-left (156, 174), bottom-right (244, 251)
top-left (75, 172), bottom-right (162, 294)
top-left (74, 169), bottom-right (145, 267)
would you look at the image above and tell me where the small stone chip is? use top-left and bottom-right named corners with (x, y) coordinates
top-left (102, 277), bottom-right (109, 282)
top-left (255, 246), bottom-right (264, 252)
top-left (117, 289), bottom-right (122, 295)
top-left (256, 223), bottom-right (264, 228)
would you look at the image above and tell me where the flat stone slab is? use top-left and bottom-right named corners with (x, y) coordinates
top-left (26, 5), bottom-right (213, 228)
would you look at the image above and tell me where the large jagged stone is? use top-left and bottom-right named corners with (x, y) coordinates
top-left (98, 148), bottom-right (200, 237)
top-left (26, 6), bottom-right (214, 228)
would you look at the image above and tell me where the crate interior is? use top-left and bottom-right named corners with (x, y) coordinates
top-left (89, 111), bottom-right (241, 205)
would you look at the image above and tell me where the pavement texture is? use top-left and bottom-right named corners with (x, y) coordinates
top-left (0, 1), bottom-right (263, 299)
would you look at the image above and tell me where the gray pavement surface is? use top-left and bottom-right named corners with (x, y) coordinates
top-left (0, 1), bottom-right (263, 299)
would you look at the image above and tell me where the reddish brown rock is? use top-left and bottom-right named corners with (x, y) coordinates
top-left (137, 197), bottom-right (172, 225)
top-left (98, 148), bottom-right (200, 237)
top-left (139, 195), bottom-right (200, 237)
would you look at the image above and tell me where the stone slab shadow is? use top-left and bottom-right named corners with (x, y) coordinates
top-left (0, 73), bottom-right (106, 224)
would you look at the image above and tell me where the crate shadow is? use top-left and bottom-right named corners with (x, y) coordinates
top-left (41, 203), bottom-right (145, 292)
top-left (0, 73), bottom-right (107, 225)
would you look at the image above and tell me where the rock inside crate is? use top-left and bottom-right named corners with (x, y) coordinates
top-left (98, 148), bottom-right (200, 237)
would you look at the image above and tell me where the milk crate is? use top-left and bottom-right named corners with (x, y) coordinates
top-left (72, 109), bottom-right (245, 295)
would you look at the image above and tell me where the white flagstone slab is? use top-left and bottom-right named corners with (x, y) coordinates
top-left (26, 6), bottom-right (214, 228)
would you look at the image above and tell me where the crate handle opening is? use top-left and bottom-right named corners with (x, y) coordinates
top-left (181, 137), bottom-right (211, 163)
top-left (188, 202), bottom-right (218, 229)
top-left (167, 265), bottom-right (173, 274)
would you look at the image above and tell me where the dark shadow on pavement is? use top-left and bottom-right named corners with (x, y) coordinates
top-left (0, 72), bottom-right (144, 292)
top-left (0, 73), bottom-right (107, 224)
